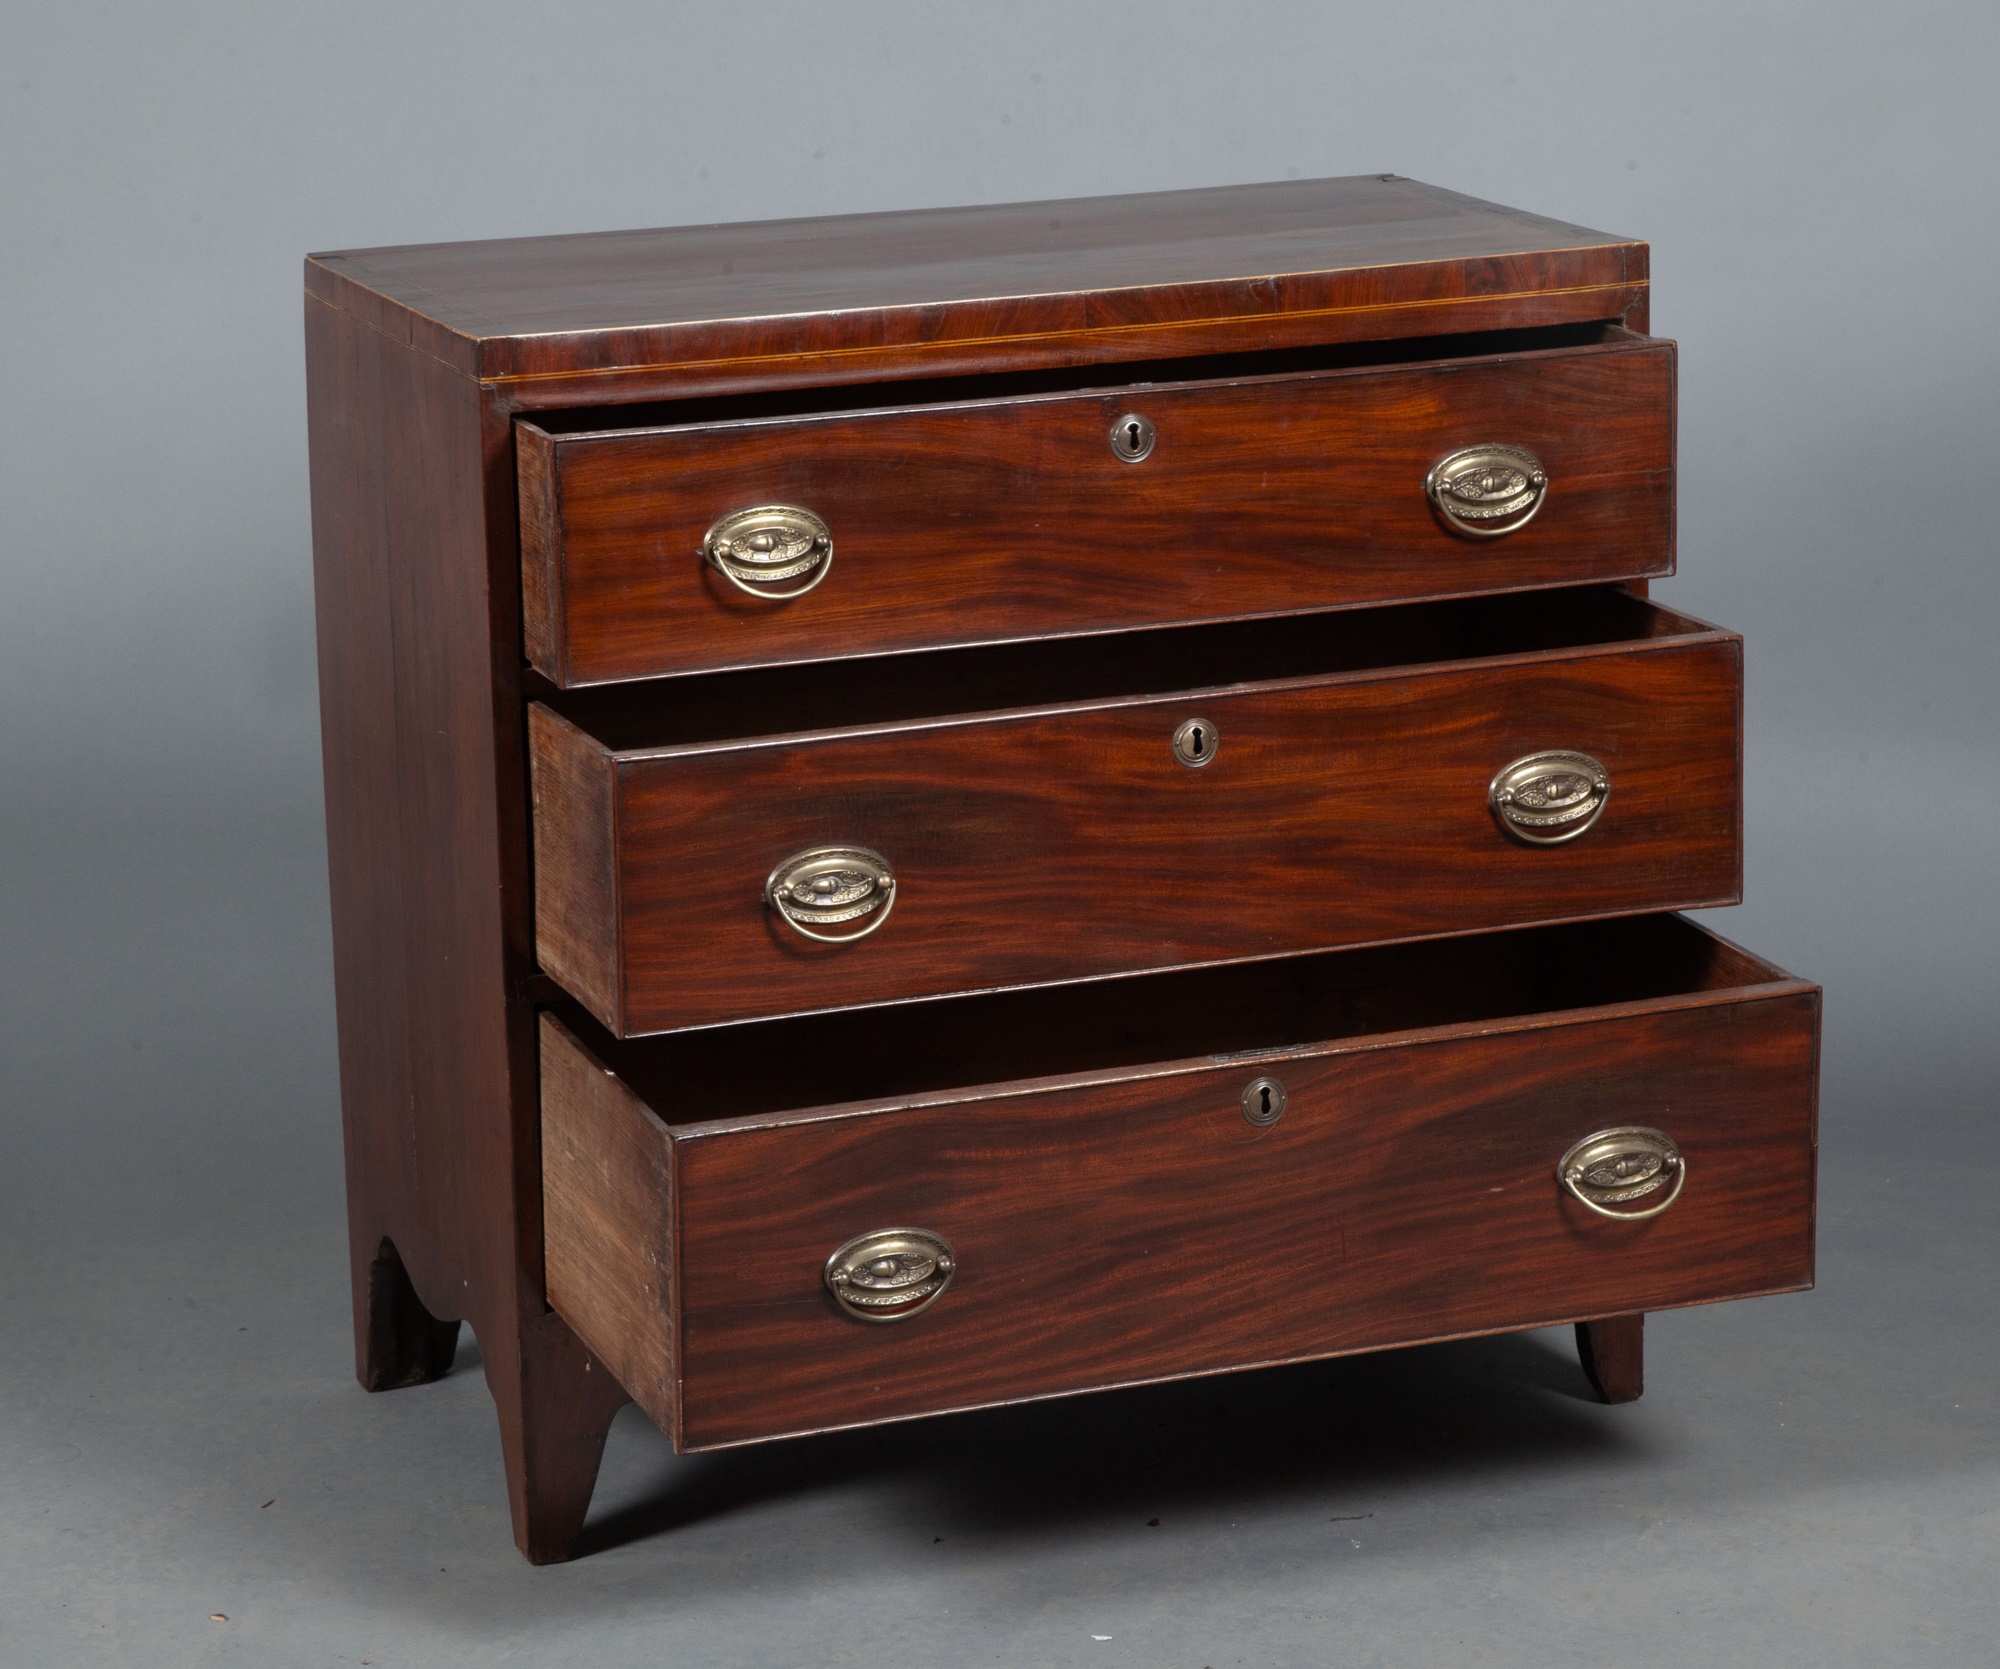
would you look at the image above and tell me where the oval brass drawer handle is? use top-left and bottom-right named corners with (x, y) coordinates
top-left (1490, 750), bottom-right (1610, 844)
top-left (765, 845), bottom-right (897, 943)
top-left (1558, 1127), bottom-right (1687, 1221)
top-left (703, 504), bottom-right (833, 600)
top-left (825, 1228), bottom-right (956, 1322)
top-left (1426, 444), bottom-right (1549, 538)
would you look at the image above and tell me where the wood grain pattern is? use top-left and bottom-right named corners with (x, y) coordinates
top-left (521, 332), bottom-right (1674, 685)
top-left (308, 177), bottom-right (1811, 1564)
top-left (1577, 1313), bottom-right (1645, 1402)
top-left (305, 175), bottom-right (1646, 402)
top-left (537, 916), bottom-right (1818, 1450)
top-left (307, 289), bottom-right (626, 1565)
top-left (552, 913), bottom-right (1778, 1121)
top-left (518, 423), bottom-right (561, 678)
top-left (530, 595), bottom-right (1742, 1035)
top-left (542, 1015), bottom-right (678, 1444)
top-left (527, 704), bottom-right (621, 1026)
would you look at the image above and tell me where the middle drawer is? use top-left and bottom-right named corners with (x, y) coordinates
top-left (531, 587), bottom-right (1741, 1035)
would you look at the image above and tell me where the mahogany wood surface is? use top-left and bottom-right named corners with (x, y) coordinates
top-left (359, 1240), bottom-right (461, 1391)
top-left (304, 178), bottom-right (1806, 1565)
top-left (307, 292), bottom-right (626, 1564)
top-left (521, 331), bottom-right (1674, 685)
top-left (537, 918), bottom-right (1818, 1450)
top-left (305, 175), bottom-right (1646, 403)
top-left (548, 913), bottom-right (1785, 1121)
top-left (1577, 1313), bottom-right (1646, 1403)
top-left (530, 595), bottom-right (1742, 1035)
top-left (543, 1033), bottom-right (680, 1448)
top-left (525, 702), bottom-right (620, 1027)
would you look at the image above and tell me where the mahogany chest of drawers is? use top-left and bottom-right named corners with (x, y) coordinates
top-left (305, 175), bottom-right (1819, 1565)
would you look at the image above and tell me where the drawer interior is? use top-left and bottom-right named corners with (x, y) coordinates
top-left (535, 584), bottom-right (1706, 752)
top-left (556, 914), bottom-right (1787, 1129)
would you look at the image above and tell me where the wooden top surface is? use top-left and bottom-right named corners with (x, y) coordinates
top-left (306, 175), bottom-right (1645, 398)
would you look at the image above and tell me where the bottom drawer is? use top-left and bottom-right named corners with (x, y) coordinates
top-left (541, 915), bottom-right (1818, 1451)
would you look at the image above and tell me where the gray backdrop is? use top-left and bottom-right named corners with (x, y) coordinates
top-left (4, 4), bottom-right (1995, 1664)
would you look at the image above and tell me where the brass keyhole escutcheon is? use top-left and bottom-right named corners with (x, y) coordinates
top-left (1172, 716), bottom-right (1218, 767)
top-left (1110, 412), bottom-right (1156, 462)
top-left (1241, 1075), bottom-right (1287, 1127)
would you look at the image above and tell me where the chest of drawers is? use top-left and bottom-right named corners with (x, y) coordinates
top-left (305, 175), bottom-right (1818, 1565)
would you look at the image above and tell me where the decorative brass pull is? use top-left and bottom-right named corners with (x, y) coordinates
top-left (1558, 1128), bottom-right (1686, 1221)
top-left (765, 845), bottom-right (896, 943)
top-left (703, 505), bottom-right (833, 600)
top-left (1426, 444), bottom-right (1549, 537)
top-left (1490, 750), bottom-right (1611, 845)
top-left (825, 1228), bottom-right (956, 1322)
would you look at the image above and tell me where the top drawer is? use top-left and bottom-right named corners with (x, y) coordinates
top-left (519, 329), bottom-right (1675, 686)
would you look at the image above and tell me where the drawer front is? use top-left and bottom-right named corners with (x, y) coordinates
top-left (521, 336), bottom-right (1674, 686)
top-left (531, 632), bottom-right (1740, 1036)
top-left (539, 968), bottom-right (1819, 1451)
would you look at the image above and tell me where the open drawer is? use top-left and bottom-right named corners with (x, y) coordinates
top-left (519, 324), bottom-right (1675, 686)
top-left (540, 913), bottom-right (1818, 1451)
top-left (531, 587), bottom-right (1742, 1035)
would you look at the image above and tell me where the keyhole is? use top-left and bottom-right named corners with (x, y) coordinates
top-left (1241, 1074), bottom-right (1287, 1126)
top-left (1110, 411), bottom-right (1155, 461)
top-left (1173, 716), bottom-right (1218, 767)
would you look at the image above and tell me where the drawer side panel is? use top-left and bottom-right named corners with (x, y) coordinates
top-left (541, 1015), bottom-right (679, 1440)
top-left (518, 423), bottom-right (563, 680)
top-left (529, 707), bottom-right (624, 1031)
